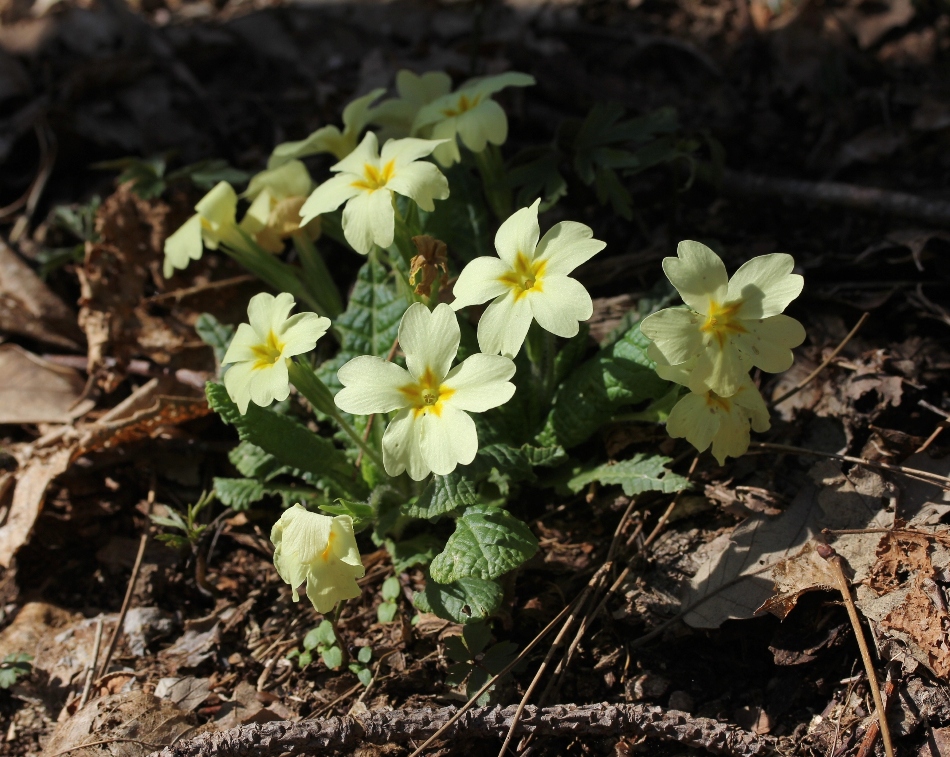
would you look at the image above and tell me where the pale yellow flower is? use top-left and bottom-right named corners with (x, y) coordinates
top-left (239, 160), bottom-right (320, 253)
top-left (163, 182), bottom-right (244, 278)
top-left (369, 70), bottom-right (453, 140)
top-left (271, 505), bottom-right (365, 614)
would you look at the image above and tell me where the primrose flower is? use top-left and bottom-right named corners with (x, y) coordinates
top-left (370, 70), bottom-right (453, 140)
top-left (239, 160), bottom-right (320, 253)
top-left (271, 505), bottom-right (365, 614)
top-left (268, 88), bottom-right (386, 167)
top-left (412, 71), bottom-right (535, 166)
top-left (640, 241), bottom-right (806, 397)
top-left (451, 200), bottom-right (605, 358)
top-left (334, 303), bottom-right (516, 480)
top-left (163, 182), bottom-right (245, 278)
top-left (222, 292), bottom-right (331, 414)
top-left (298, 133), bottom-right (449, 256)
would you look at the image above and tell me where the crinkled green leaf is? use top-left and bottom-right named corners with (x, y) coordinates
top-left (319, 499), bottom-right (375, 530)
top-left (228, 441), bottom-right (287, 481)
top-left (213, 478), bottom-right (265, 510)
top-left (506, 148), bottom-right (568, 211)
top-left (414, 576), bottom-right (503, 625)
top-left (404, 474), bottom-right (480, 520)
top-left (386, 534), bottom-right (443, 572)
top-left (567, 453), bottom-right (689, 496)
top-left (430, 505), bottom-right (538, 583)
top-left (421, 165), bottom-right (491, 263)
top-left (206, 382), bottom-right (367, 500)
top-left (195, 313), bottom-right (235, 366)
top-left (462, 622), bottom-right (491, 655)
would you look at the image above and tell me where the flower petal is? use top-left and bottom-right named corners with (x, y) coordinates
top-left (380, 137), bottom-right (445, 167)
top-left (666, 392), bottom-right (720, 453)
top-left (245, 160), bottom-right (313, 201)
top-left (163, 214), bottom-right (203, 278)
top-left (420, 405), bottom-right (478, 475)
top-left (341, 189), bottom-right (395, 255)
top-left (429, 118), bottom-right (462, 166)
top-left (279, 312), bottom-right (331, 357)
top-left (735, 314), bottom-right (805, 373)
top-left (248, 292), bottom-right (295, 337)
top-left (299, 174), bottom-right (362, 225)
top-left (382, 409), bottom-right (429, 480)
top-left (305, 555), bottom-right (364, 613)
top-left (249, 360), bottom-right (290, 408)
top-left (528, 274), bottom-right (592, 338)
top-left (223, 360), bottom-right (256, 414)
top-left (442, 353), bottom-right (516, 412)
top-left (271, 504), bottom-right (322, 601)
top-left (341, 88), bottom-right (387, 133)
top-left (690, 341), bottom-right (748, 397)
top-left (450, 256), bottom-right (512, 310)
top-left (710, 405), bottom-right (752, 465)
top-left (268, 125), bottom-right (343, 169)
top-left (332, 131), bottom-right (381, 177)
top-left (477, 291), bottom-right (533, 358)
top-left (399, 302), bottom-right (460, 382)
top-left (639, 307), bottom-right (705, 365)
top-left (196, 182), bottom-right (238, 230)
top-left (662, 240), bottom-right (728, 314)
top-left (727, 253), bottom-right (803, 319)
top-left (384, 161), bottom-right (449, 212)
top-left (456, 99), bottom-right (507, 153)
top-left (396, 70), bottom-right (453, 106)
top-left (460, 71), bottom-right (536, 98)
top-left (222, 322), bottom-right (260, 365)
top-left (495, 200), bottom-right (540, 268)
top-left (534, 221), bottom-right (606, 276)
top-left (647, 341), bottom-right (695, 387)
top-left (335, 356), bottom-right (412, 414)
top-left (733, 382), bottom-right (771, 433)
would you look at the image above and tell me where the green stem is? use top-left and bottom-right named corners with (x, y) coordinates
top-left (473, 145), bottom-right (512, 221)
top-left (391, 202), bottom-right (418, 267)
top-left (293, 233), bottom-right (343, 318)
top-left (287, 359), bottom-right (387, 474)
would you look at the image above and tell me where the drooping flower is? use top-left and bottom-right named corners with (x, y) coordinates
top-left (411, 71), bottom-right (535, 166)
top-left (239, 160), bottom-right (320, 253)
top-left (271, 505), bottom-right (365, 614)
top-left (334, 303), bottom-right (516, 480)
top-left (648, 343), bottom-right (769, 465)
top-left (370, 70), bottom-right (453, 141)
top-left (298, 133), bottom-right (449, 256)
top-left (640, 241), bottom-right (806, 397)
top-left (268, 88), bottom-right (386, 167)
top-left (222, 292), bottom-right (331, 413)
top-left (163, 181), bottom-right (245, 278)
top-left (450, 199), bottom-right (605, 358)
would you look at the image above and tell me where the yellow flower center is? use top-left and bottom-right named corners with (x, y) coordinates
top-left (352, 160), bottom-right (396, 192)
top-left (699, 300), bottom-right (746, 347)
top-left (250, 329), bottom-right (285, 370)
top-left (499, 252), bottom-right (546, 301)
top-left (399, 366), bottom-right (455, 418)
top-left (442, 93), bottom-right (481, 118)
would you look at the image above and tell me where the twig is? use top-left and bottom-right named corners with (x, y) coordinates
top-left (305, 682), bottom-right (363, 720)
top-left (750, 442), bottom-right (950, 489)
top-left (78, 617), bottom-right (105, 709)
top-left (772, 313), bottom-right (869, 407)
top-left (817, 544), bottom-right (893, 757)
top-left (96, 533), bottom-right (147, 679)
top-left (720, 168), bottom-right (950, 227)
top-left (52, 737), bottom-right (168, 757)
top-left (856, 680), bottom-right (896, 757)
top-left (145, 275), bottom-right (256, 303)
top-left (149, 702), bottom-right (775, 757)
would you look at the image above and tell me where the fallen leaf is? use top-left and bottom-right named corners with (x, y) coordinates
top-left (0, 345), bottom-right (94, 424)
top-left (154, 677), bottom-right (211, 712)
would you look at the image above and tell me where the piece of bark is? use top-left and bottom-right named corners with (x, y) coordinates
top-left (150, 702), bottom-right (776, 757)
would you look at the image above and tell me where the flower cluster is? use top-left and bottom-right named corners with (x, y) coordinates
top-left (640, 241), bottom-right (805, 463)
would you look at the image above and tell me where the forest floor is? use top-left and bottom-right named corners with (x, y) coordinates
top-left (0, 0), bottom-right (949, 755)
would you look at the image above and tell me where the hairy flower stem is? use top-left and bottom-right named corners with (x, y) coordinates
top-left (293, 233), bottom-right (343, 318)
top-left (525, 324), bottom-right (557, 426)
top-left (287, 359), bottom-right (387, 473)
top-left (473, 145), bottom-right (512, 221)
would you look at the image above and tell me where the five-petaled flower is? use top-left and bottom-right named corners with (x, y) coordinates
top-left (163, 181), bottom-right (245, 278)
top-left (222, 292), bottom-right (331, 414)
top-left (271, 505), bottom-right (365, 614)
top-left (298, 133), bottom-right (449, 256)
top-left (334, 303), bottom-right (516, 480)
top-left (370, 70), bottom-right (453, 141)
top-left (649, 344), bottom-right (770, 465)
top-left (450, 199), bottom-right (605, 358)
top-left (240, 160), bottom-right (320, 253)
top-left (412, 72), bottom-right (535, 166)
top-left (640, 241), bottom-right (806, 397)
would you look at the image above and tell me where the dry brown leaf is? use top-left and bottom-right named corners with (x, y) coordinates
top-left (0, 345), bottom-right (94, 424)
top-left (880, 575), bottom-right (950, 679)
top-left (0, 239), bottom-right (84, 351)
top-left (0, 601), bottom-right (77, 660)
top-left (757, 541), bottom-right (838, 620)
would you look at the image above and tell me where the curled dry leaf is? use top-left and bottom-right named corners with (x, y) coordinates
top-left (0, 344), bottom-right (95, 424)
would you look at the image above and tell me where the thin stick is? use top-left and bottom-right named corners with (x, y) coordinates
top-left (406, 593), bottom-right (582, 757)
top-left (49, 738), bottom-right (167, 757)
top-left (642, 456), bottom-right (699, 551)
top-left (818, 544), bottom-right (894, 757)
top-left (96, 533), bottom-right (147, 679)
top-left (145, 274), bottom-right (256, 303)
top-left (751, 442), bottom-right (950, 489)
top-left (78, 617), bottom-right (105, 709)
top-left (772, 313), bottom-right (869, 406)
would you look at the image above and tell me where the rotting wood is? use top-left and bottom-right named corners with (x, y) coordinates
top-left (149, 702), bottom-right (776, 757)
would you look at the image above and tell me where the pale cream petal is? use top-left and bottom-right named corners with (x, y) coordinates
top-left (534, 221), bottom-right (605, 276)
top-left (412, 97), bottom-right (455, 132)
top-left (528, 274), bottom-right (592, 338)
top-left (691, 341), bottom-right (748, 397)
top-left (299, 174), bottom-right (362, 226)
top-left (196, 182), bottom-right (238, 230)
top-left (442, 353), bottom-right (516, 412)
top-left (384, 161), bottom-right (449, 212)
top-left (341, 190), bottom-right (393, 256)
top-left (245, 160), bottom-right (313, 201)
top-left (662, 240), bottom-right (728, 314)
top-left (380, 137), bottom-right (445, 168)
top-left (279, 312), bottom-right (331, 356)
top-left (340, 88), bottom-right (387, 133)
top-left (221, 323), bottom-right (260, 365)
top-left (648, 341), bottom-right (695, 388)
top-left (735, 314), bottom-right (805, 373)
top-left (305, 557), bottom-right (363, 613)
top-left (328, 516), bottom-right (364, 569)
top-left (429, 119), bottom-right (462, 166)
top-left (382, 409), bottom-right (429, 480)
top-left (249, 360), bottom-right (290, 408)
top-left (419, 410), bottom-right (462, 476)
top-left (399, 302), bottom-right (460, 382)
top-left (666, 392), bottom-right (719, 453)
top-left (333, 131), bottom-right (381, 177)
top-left (223, 360), bottom-right (255, 414)
top-left (455, 99), bottom-right (506, 153)
top-left (163, 214), bottom-right (203, 278)
top-left (727, 254), bottom-right (803, 319)
top-left (269, 125), bottom-right (344, 169)
top-left (460, 71), bottom-right (536, 99)
top-left (247, 292), bottom-right (295, 336)
top-left (335, 356), bottom-right (412, 414)
top-left (272, 505), bottom-right (330, 600)
top-left (733, 382), bottom-right (771, 433)
top-left (450, 257), bottom-right (511, 309)
top-left (397, 70), bottom-right (453, 106)
top-left (476, 292), bottom-right (532, 358)
top-left (639, 308), bottom-right (705, 365)
top-left (710, 406), bottom-right (752, 465)
top-left (495, 201), bottom-right (540, 268)
top-left (239, 190), bottom-right (273, 239)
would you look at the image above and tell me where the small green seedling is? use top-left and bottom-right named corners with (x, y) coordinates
top-left (150, 490), bottom-right (215, 550)
top-left (443, 622), bottom-right (519, 705)
top-left (377, 576), bottom-right (401, 624)
top-left (349, 646), bottom-right (373, 687)
top-left (288, 620), bottom-right (344, 670)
